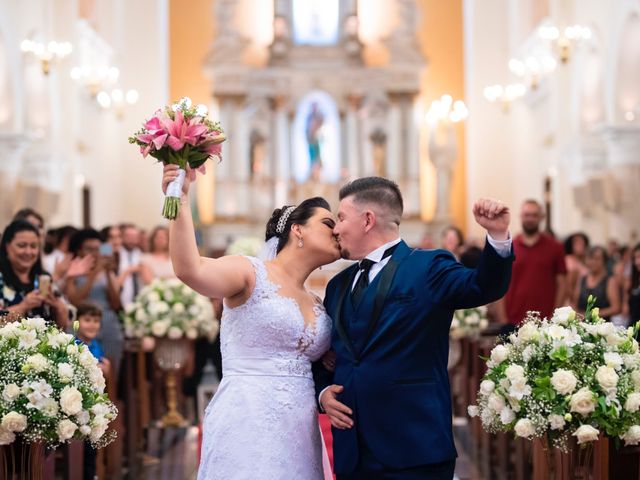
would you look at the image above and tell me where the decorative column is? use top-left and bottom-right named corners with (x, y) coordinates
top-left (230, 94), bottom-right (250, 217)
top-left (403, 92), bottom-right (420, 216)
top-left (345, 93), bottom-right (363, 180)
top-left (270, 95), bottom-right (290, 207)
top-left (428, 123), bottom-right (457, 223)
top-left (214, 95), bottom-right (233, 217)
top-left (386, 93), bottom-right (403, 180)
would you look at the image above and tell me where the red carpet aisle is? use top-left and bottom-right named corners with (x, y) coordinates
top-left (319, 413), bottom-right (336, 479)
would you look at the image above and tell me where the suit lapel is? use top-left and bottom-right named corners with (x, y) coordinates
top-left (361, 241), bottom-right (412, 355)
top-left (333, 265), bottom-right (359, 360)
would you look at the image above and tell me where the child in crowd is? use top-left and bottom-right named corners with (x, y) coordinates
top-left (75, 302), bottom-right (111, 480)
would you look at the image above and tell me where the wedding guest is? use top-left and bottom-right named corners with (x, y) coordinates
top-left (43, 225), bottom-right (78, 281)
top-left (13, 207), bottom-right (45, 244)
top-left (65, 228), bottom-right (124, 378)
top-left (74, 302), bottom-right (111, 480)
top-left (118, 223), bottom-right (143, 307)
top-left (573, 246), bottom-right (621, 321)
top-left (628, 244), bottom-right (640, 331)
top-left (140, 226), bottom-right (174, 283)
top-left (496, 200), bottom-right (566, 328)
top-left (564, 232), bottom-right (589, 303)
top-left (0, 220), bottom-right (69, 327)
top-left (441, 225), bottom-right (464, 260)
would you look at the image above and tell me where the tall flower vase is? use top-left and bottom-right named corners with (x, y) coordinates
top-left (533, 435), bottom-right (609, 480)
top-left (0, 440), bottom-right (47, 480)
top-left (154, 337), bottom-right (193, 427)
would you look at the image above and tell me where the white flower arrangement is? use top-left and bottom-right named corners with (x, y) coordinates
top-left (0, 318), bottom-right (117, 447)
top-left (225, 236), bottom-right (263, 257)
top-left (468, 297), bottom-right (640, 451)
top-left (450, 306), bottom-right (489, 339)
top-left (122, 278), bottom-right (219, 341)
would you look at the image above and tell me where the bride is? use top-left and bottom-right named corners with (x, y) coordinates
top-left (162, 165), bottom-right (340, 479)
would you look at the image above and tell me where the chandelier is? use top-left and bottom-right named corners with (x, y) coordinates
top-left (426, 94), bottom-right (469, 125)
top-left (20, 38), bottom-right (72, 75)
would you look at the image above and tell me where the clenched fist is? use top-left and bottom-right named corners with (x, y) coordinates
top-left (472, 198), bottom-right (510, 240)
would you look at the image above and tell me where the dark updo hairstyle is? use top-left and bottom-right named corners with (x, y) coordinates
top-left (69, 228), bottom-right (102, 257)
top-left (0, 220), bottom-right (45, 289)
top-left (265, 197), bottom-right (331, 254)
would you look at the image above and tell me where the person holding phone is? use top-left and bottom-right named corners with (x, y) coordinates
top-left (0, 220), bottom-right (69, 328)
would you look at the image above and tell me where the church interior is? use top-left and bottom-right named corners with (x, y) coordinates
top-left (1, 0), bottom-right (640, 478)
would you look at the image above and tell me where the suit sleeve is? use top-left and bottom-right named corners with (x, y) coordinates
top-left (426, 240), bottom-right (514, 310)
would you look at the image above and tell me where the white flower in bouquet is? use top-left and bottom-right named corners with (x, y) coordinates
top-left (23, 353), bottom-right (50, 373)
top-left (508, 377), bottom-right (532, 400)
top-left (57, 419), bottom-right (78, 441)
top-left (488, 344), bottom-right (509, 368)
top-left (79, 349), bottom-right (97, 369)
top-left (57, 363), bottom-right (75, 383)
top-left (60, 386), bottom-right (83, 416)
top-left (80, 425), bottom-right (91, 435)
top-left (550, 369), bottom-right (578, 395)
top-left (186, 328), bottom-right (198, 340)
top-left (604, 352), bottom-right (624, 370)
top-left (23, 317), bottom-right (47, 332)
top-left (17, 328), bottom-right (39, 349)
top-left (480, 380), bottom-right (495, 395)
top-left (76, 410), bottom-right (90, 426)
top-left (551, 306), bottom-right (576, 325)
top-left (573, 424), bottom-right (599, 444)
top-left (625, 392), bottom-right (640, 412)
top-left (632, 370), bottom-right (640, 389)
top-left (450, 307), bottom-right (489, 339)
top-left (595, 365), bottom-right (619, 392)
top-left (500, 407), bottom-right (516, 424)
top-left (570, 388), bottom-right (597, 416)
top-left (167, 326), bottom-right (183, 339)
top-left (468, 405), bottom-right (479, 417)
top-left (505, 364), bottom-right (525, 381)
top-left (135, 309), bottom-right (148, 322)
top-left (41, 398), bottom-right (59, 417)
top-left (151, 320), bottom-right (170, 337)
top-left (25, 379), bottom-right (54, 409)
top-left (488, 393), bottom-right (506, 413)
top-left (2, 384), bottom-right (20, 403)
top-left (2, 412), bottom-right (27, 432)
top-left (623, 353), bottom-right (640, 370)
top-left (516, 322), bottom-right (540, 344)
top-left (548, 414), bottom-right (566, 430)
top-left (147, 291), bottom-right (161, 303)
top-left (47, 331), bottom-right (73, 349)
top-left (0, 427), bottom-right (15, 445)
top-left (514, 418), bottom-right (535, 438)
top-left (621, 425), bottom-right (640, 446)
top-left (172, 302), bottom-right (186, 314)
top-left (66, 343), bottom-right (79, 356)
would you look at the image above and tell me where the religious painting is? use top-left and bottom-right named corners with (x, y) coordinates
top-left (292, 0), bottom-right (340, 46)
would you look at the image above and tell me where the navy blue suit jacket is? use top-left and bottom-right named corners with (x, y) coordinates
top-left (314, 240), bottom-right (513, 474)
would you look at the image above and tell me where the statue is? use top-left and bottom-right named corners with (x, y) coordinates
top-left (305, 102), bottom-right (325, 180)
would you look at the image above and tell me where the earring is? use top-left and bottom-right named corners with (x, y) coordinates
top-left (298, 238), bottom-right (304, 248)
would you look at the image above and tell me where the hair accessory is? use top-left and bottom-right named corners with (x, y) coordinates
top-left (275, 206), bottom-right (296, 235)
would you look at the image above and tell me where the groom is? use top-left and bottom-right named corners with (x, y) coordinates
top-left (314, 177), bottom-right (513, 479)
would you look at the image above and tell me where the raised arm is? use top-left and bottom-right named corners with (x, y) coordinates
top-left (162, 164), bottom-right (253, 299)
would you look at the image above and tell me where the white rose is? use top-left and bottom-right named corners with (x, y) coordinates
top-left (548, 414), bottom-right (566, 430)
top-left (66, 344), bottom-right (79, 356)
top-left (155, 301), bottom-right (170, 314)
top-left (90, 421), bottom-right (109, 443)
top-left (550, 369), bottom-right (578, 395)
top-left (517, 323), bottom-right (540, 343)
top-left (490, 345), bottom-right (509, 366)
top-left (624, 354), bottom-right (640, 370)
top-left (480, 380), bottom-right (495, 395)
top-left (135, 309), bottom-right (148, 322)
top-left (595, 365), bottom-right (619, 391)
top-left (546, 324), bottom-right (568, 340)
top-left (1, 412), bottom-right (27, 432)
top-left (57, 419), bottom-right (78, 441)
top-left (500, 407), bottom-right (516, 424)
top-left (186, 328), bottom-right (198, 340)
top-left (57, 363), bottom-right (75, 383)
top-left (621, 425), bottom-right (640, 446)
top-left (23, 317), bottom-right (47, 331)
top-left (514, 418), bottom-right (536, 438)
top-left (41, 398), bottom-right (60, 417)
top-left (91, 403), bottom-right (111, 417)
top-left (167, 326), bottom-right (183, 339)
top-left (172, 302), bottom-right (186, 314)
top-left (450, 318), bottom-right (460, 330)
top-left (488, 393), bottom-right (506, 413)
top-left (624, 393), bottom-right (640, 413)
top-left (522, 345), bottom-right (536, 362)
top-left (89, 366), bottom-right (106, 393)
top-left (25, 353), bottom-right (50, 373)
top-left (596, 322), bottom-right (615, 338)
top-left (573, 424), bottom-right (599, 444)
top-left (48, 332), bottom-right (72, 348)
top-left (2, 384), bottom-right (20, 403)
top-left (467, 405), bottom-right (479, 417)
top-left (80, 425), bottom-right (92, 435)
top-left (505, 364), bottom-right (525, 381)
top-left (604, 352), bottom-right (624, 370)
top-left (551, 306), bottom-right (576, 325)
top-left (570, 388), bottom-right (596, 416)
top-left (632, 370), bottom-right (640, 389)
top-left (0, 427), bottom-right (15, 445)
top-left (60, 386), bottom-right (83, 416)
top-left (79, 350), bottom-right (97, 368)
top-left (151, 320), bottom-right (170, 337)
top-left (188, 305), bottom-right (201, 316)
top-left (147, 292), bottom-right (161, 303)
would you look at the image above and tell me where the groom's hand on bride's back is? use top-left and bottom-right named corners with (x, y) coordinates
top-left (320, 385), bottom-right (354, 430)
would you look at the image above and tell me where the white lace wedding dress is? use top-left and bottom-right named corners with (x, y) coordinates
top-left (198, 257), bottom-right (332, 480)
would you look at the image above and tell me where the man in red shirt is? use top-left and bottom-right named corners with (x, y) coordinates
top-left (497, 199), bottom-right (567, 326)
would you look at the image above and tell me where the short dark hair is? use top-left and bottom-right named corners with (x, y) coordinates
top-left (442, 225), bottom-right (464, 247)
top-left (339, 177), bottom-right (403, 225)
top-left (13, 208), bottom-right (44, 227)
top-left (77, 302), bottom-right (102, 319)
top-left (149, 226), bottom-right (169, 253)
top-left (265, 197), bottom-right (331, 254)
top-left (587, 245), bottom-right (608, 265)
top-left (69, 228), bottom-right (102, 256)
top-left (564, 232), bottom-right (590, 255)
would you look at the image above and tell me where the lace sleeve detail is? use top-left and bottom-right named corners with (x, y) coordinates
top-left (242, 256), bottom-right (278, 306)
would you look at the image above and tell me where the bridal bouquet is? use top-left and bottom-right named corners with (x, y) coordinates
top-left (225, 236), bottom-right (264, 257)
top-left (468, 297), bottom-right (640, 451)
top-left (129, 97), bottom-right (226, 219)
top-left (122, 278), bottom-right (219, 341)
top-left (0, 317), bottom-right (117, 447)
top-left (450, 306), bottom-right (489, 339)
